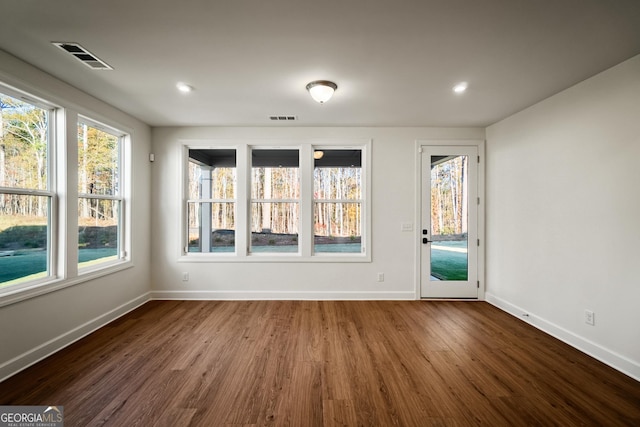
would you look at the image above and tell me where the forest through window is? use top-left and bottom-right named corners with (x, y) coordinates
top-left (0, 85), bottom-right (131, 292)
top-left (0, 92), bottom-right (51, 285)
top-left (186, 146), bottom-right (366, 257)
top-left (77, 121), bottom-right (123, 268)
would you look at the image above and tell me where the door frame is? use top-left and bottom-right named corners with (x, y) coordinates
top-left (414, 139), bottom-right (485, 300)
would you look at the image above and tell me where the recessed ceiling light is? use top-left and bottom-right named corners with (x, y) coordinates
top-left (453, 82), bottom-right (468, 94)
top-left (176, 82), bottom-right (194, 93)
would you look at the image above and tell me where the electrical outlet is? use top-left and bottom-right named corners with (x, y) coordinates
top-left (182, 272), bottom-right (189, 282)
top-left (584, 309), bottom-right (595, 326)
top-left (377, 273), bottom-right (384, 282)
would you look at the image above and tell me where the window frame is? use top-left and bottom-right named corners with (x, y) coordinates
top-left (76, 116), bottom-right (127, 273)
top-left (0, 81), bottom-right (134, 306)
top-left (0, 86), bottom-right (57, 291)
top-left (249, 147), bottom-right (301, 256)
top-left (186, 148), bottom-right (238, 254)
top-left (312, 147), bottom-right (364, 256)
top-left (180, 139), bottom-right (371, 263)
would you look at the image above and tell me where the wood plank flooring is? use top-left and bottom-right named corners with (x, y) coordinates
top-left (1, 300), bottom-right (639, 426)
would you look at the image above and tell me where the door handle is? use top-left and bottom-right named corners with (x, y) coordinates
top-left (422, 237), bottom-right (432, 244)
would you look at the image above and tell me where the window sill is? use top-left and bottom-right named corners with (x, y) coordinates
top-left (0, 260), bottom-right (133, 308)
top-left (178, 253), bottom-right (371, 263)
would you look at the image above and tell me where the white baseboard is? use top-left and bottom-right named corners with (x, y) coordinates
top-left (0, 292), bottom-right (151, 383)
top-left (150, 290), bottom-right (416, 301)
top-left (485, 292), bottom-right (640, 382)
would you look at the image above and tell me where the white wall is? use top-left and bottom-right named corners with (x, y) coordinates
top-left (6, 47), bottom-right (637, 385)
top-left (0, 51), bottom-right (152, 380)
top-left (150, 127), bottom-right (484, 299)
top-left (486, 55), bottom-right (640, 380)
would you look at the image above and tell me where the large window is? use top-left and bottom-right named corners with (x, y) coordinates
top-left (251, 149), bottom-right (299, 253)
top-left (0, 82), bottom-right (132, 298)
top-left (0, 91), bottom-right (52, 287)
top-left (184, 142), bottom-right (370, 261)
top-left (314, 149), bottom-right (362, 254)
top-left (77, 120), bottom-right (124, 269)
top-left (187, 149), bottom-right (236, 253)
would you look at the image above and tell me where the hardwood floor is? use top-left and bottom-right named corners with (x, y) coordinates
top-left (1, 300), bottom-right (639, 426)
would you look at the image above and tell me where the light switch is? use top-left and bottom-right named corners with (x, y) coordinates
top-left (401, 222), bottom-right (413, 232)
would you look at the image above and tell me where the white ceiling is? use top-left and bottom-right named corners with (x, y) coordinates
top-left (1, 0), bottom-right (639, 127)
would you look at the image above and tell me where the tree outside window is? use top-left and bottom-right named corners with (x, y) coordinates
top-left (314, 149), bottom-right (362, 253)
top-left (184, 143), bottom-right (369, 260)
top-left (77, 121), bottom-right (123, 269)
top-left (0, 93), bottom-right (51, 286)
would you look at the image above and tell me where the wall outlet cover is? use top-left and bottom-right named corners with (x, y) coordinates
top-left (585, 309), bottom-right (595, 326)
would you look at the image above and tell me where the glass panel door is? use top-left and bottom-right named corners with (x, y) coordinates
top-left (421, 146), bottom-right (478, 298)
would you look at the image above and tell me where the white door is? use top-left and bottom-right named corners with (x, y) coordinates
top-left (421, 146), bottom-right (478, 298)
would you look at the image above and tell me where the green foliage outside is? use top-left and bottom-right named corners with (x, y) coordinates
top-left (0, 225), bottom-right (47, 249)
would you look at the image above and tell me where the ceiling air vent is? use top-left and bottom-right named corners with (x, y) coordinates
top-left (52, 42), bottom-right (113, 70)
top-left (269, 116), bottom-right (297, 121)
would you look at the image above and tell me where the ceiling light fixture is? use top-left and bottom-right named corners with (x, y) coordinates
top-left (306, 80), bottom-right (337, 104)
top-left (313, 150), bottom-right (324, 160)
top-left (453, 82), bottom-right (468, 94)
top-left (176, 82), bottom-right (194, 93)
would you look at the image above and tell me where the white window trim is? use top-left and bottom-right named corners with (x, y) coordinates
top-left (179, 139), bottom-right (371, 263)
top-left (249, 146), bottom-right (301, 256)
top-left (0, 81), bottom-right (134, 307)
top-left (76, 116), bottom-right (129, 274)
top-left (0, 86), bottom-right (57, 295)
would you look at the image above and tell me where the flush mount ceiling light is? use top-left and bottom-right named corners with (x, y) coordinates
top-left (453, 82), bottom-right (468, 94)
top-left (176, 82), bottom-right (194, 93)
top-left (306, 80), bottom-right (337, 104)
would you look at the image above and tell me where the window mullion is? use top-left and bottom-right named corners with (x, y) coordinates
top-left (236, 144), bottom-right (249, 256)
top-left (300, 145), bottom-right (313, 257)
top-left (47, 107), bottom-right (56, 280)
top-left (62, 108), bottom-right (79, 279)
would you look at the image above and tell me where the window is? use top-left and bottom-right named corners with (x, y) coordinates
top-left (0, 81), bottom-right (132, 299)
top-left (0, 91), bottom-right (53, 287)
top-left (77, 120), bottom-right (124, 269)
top-left (183, 141), bottom-right (370, 261)
top-left (187, 149), bottom-right (236, 253)
top-left (314, 149), bottom-right (362, 254)
top-left (251, 149), bottom-right (299, 253)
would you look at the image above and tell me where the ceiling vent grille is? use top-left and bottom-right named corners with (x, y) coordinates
top-left (52, 42), bottom-right (113, 70)
top-left (269, 115), bottom-right (297, 121)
